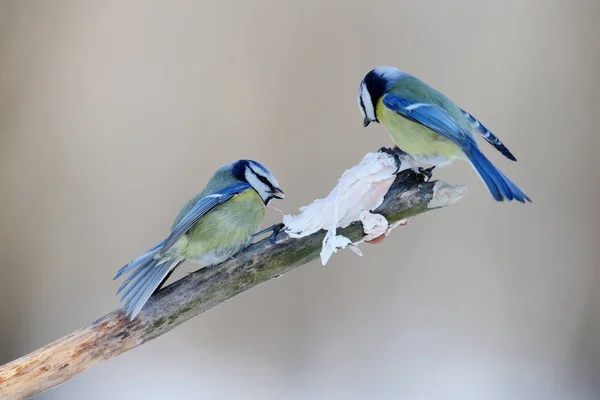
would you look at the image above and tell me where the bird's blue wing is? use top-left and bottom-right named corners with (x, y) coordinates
top-left (459, 108), bottom-right (517, 161)
top-left (383, 94), bottom-right (531, 203)
top-left (382, 94), bottom-right (476, 149)
top-left (160, 182), bottom-right (253, 254)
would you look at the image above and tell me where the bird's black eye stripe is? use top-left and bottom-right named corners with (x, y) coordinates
top-left (257, 174), bottom-right (274, 189)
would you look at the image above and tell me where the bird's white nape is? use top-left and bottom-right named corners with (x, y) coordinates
top-left (372, 66), bottom-right (405, 80)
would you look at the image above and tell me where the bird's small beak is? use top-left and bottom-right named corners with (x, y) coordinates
top-left (363, 117), bottom-right (371, 127)
top-left (271, 187), bottom-right (285, 199)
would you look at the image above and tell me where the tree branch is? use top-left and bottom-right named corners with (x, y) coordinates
top-left (0, 170), bottom-right (465, 399)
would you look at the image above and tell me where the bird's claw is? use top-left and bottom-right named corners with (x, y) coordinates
top-left (377, 146), bottom-right (406, 174)
top-left (269, 223), bottom-right (285, 244)
top-left (418, 166), bottom-right (435, 182)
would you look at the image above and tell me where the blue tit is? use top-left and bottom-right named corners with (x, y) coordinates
top-left (113, 159), bottom-right (284, 319)
top-left (358, 66), bottom-right (531, 203)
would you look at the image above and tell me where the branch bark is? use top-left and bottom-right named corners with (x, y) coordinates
top-left (0, 170), bottom-right (465, 399)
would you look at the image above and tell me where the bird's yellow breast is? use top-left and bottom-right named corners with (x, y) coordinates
top-left (376, 98), bottom-right (464, 165)
top-left (183, 189), bottom-right (265, 264)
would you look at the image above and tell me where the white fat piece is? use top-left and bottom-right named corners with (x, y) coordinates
top-left (283, 151), bottom-right (418, 265)
top-left (358, 83), bottom-right (376, 122)
top-left (245, 164), bottom-right (275, 203)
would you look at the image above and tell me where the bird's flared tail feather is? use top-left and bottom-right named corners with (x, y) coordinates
top-left (466, 146), bottom-right (531, 203)
top-left (114, 241), bottom-right (183, 319)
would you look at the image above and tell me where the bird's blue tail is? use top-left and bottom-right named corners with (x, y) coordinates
top-left (114, 240), bottom-right (183, 319)
top-left (466, 146), bottom-right (531, 203)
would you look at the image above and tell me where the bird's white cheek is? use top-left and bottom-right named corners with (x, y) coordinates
top-left (244, 170), bottom-right (270, 202)
top-left (360, 86), bottom-right (376, 121)
top-left (357, 94), bottom-right (366, 118)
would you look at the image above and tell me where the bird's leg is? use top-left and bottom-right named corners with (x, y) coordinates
top-left (253, 222), bottom-right (285, 244)
top-left (378, 146), bottom-right (435, 181)
top-left (252, 224), bottom-right (276, 239)
top-left (417, 166), bottom-right (435, 182)
top-left (377, 146), bottom-right (408, 174)
top-left (269, 223), bottom-right (285, 244)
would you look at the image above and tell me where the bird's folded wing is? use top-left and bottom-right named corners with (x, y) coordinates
top-left (459, 107), bottom-right (517, 161)
top-left (160, 182), bottom-right (253, 254)
top-left (382, 94), bottom-right (476, 149)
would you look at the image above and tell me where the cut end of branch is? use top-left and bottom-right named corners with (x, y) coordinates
top-left (428, 181), bottom-right (467, 209)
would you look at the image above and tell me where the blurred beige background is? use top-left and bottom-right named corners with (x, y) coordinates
top-left (1, 0), bottom-right (599, 399)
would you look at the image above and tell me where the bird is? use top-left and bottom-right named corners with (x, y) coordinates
top-left (357, 66), bottom-right (531, 203)
top-left (113, 159), bottom-right (285, 319)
